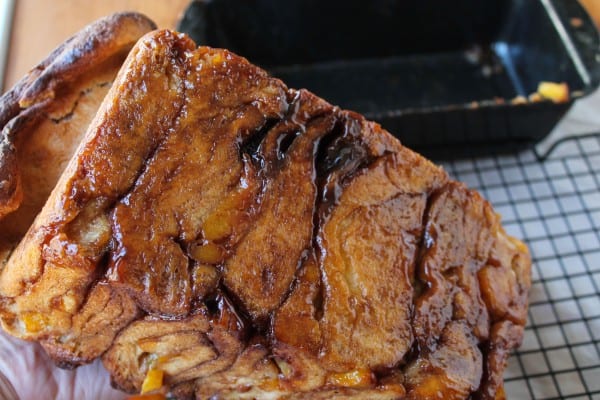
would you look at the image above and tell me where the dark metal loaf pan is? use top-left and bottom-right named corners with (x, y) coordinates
top-left (178, 0), bottom-right (600, 159)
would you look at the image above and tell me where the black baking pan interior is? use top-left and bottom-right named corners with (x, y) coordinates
top-left (178, 0), bottom-right (600, 159)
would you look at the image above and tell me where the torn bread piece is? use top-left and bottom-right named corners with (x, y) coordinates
top-left (0, 27), bottom-right (530, 400)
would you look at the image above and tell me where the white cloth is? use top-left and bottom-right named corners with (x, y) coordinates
top-left (0, 330), bottom-right (126, 400)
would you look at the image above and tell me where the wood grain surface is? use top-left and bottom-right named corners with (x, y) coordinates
top-left (3, 0), bottom-right (189, 90)
top-left (580, 0), bottom-right (600, 28)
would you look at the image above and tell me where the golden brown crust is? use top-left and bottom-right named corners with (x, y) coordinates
top-left (0, 27), bottom-right (531, 400)
top-left (0, 12), bottom-right (156, 265)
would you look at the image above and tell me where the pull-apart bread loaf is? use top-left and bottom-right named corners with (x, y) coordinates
top-left (0, 16), bottom-right (531, 400)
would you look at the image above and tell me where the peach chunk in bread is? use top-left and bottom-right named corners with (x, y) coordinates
top-left (0, 27), bottom-right (530, 400)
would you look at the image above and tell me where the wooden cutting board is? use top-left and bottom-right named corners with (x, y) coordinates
top-left (580, 0), bottom-right (600, 28)
top-left (3, 0), bottom-right (190, 89)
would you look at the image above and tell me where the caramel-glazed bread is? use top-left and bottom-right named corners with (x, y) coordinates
top-left (0, 22), bottom-right (531, 400)
top-left (0, 12), bottom-right (156, 266)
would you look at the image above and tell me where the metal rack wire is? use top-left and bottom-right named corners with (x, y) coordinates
top-left (442, 134), bottom-right (600, 400)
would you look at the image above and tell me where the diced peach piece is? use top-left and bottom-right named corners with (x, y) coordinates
top-left (327, 369), bottom-right (374, 388)
top-left (141, 369), bottom-right (164, 394)
top-left (190, 242), bottom-right (224, 264)
top-left (22, 312), bottom-right (48, 333)
top-left (537, 81), bottom-right (569, 103)
top-left (202, 216), bottom-right (231, 241)
top-left (126, 394), bottom-right (166, 400)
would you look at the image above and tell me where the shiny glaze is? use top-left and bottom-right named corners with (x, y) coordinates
top-left (0, 28), bottom-right (531, 400)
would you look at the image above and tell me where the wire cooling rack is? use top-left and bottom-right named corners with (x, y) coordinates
top-left (441, 134), bottom-right (600, 400)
